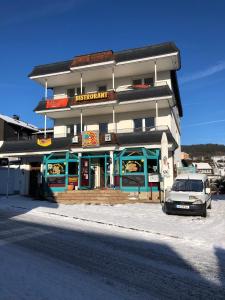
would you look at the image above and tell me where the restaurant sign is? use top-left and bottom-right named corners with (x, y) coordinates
top-left (82, 131), bottom-right (99, 148)
top-left (75, 92), bottom-right (108, 102)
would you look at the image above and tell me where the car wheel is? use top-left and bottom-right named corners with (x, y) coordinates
top-left (202, 204), bottom-right (207, 218)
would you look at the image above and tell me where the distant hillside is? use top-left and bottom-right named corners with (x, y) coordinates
top-left (181, 144), bottom-right (225, 159)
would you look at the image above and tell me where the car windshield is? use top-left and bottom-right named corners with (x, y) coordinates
top-left (172, 179), bottom-right (203, 192)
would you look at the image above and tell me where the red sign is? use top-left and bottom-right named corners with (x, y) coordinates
top-left (46, 98), bottom-right (68, 109)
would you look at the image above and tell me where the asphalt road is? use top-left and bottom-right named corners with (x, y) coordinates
top-left (0, 208), bottom-right (224, 300)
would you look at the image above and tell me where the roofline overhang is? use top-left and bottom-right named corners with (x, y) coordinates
top-left (70, 60), bottom-right (115, 71)
top-left (35, 108), bottom-right (71, 114)
top-left (29, 70), bottom-right (71, 80)
top-left (116, 52), bottom-right (179, 66)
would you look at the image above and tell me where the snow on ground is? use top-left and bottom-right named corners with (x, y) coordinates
top-left (0, 195), bottom-right (225, 299)
top-left (0, 194), bottom-right (225, 249)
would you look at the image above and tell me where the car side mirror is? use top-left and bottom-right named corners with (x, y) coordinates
top-left (206, 187), bottom-right (211, 194)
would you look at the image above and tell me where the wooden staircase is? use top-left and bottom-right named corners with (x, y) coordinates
top-left (51, 189), bottom-right (142, 205)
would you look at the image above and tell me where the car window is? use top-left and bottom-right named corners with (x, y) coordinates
top-left (172, 179), bottom-right (203, 192)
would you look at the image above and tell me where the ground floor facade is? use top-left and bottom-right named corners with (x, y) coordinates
top-left (43, 147), bottom-right (161, 195)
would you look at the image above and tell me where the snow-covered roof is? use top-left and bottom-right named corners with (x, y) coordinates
top-left (0, 114), bottom-right (38, 131)
top-left (194, 162), bottom-right (212, 170)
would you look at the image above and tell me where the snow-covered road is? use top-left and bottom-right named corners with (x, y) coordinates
top-left (0, 195), bottom-right (225, 299)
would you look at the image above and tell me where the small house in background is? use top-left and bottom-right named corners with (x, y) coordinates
top-left (0, 114), bottom-right (38, 141)
top-left (0, 114), bottom-right (38, 196)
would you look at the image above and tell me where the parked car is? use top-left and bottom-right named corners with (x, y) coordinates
top-left (164, 173), bottom-right (212, 217)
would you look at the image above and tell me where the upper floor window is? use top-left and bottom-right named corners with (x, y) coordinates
top-left (67, 125), bottom-right (75, 136)
top-left (132, 79), bottom-right (142, 86)
top-left (133, 118), bottom-right (142, 131)
top-left (76, 123), bottom-right (85, 134)
top-left (67, 88), bottom-right (75, 98)
top-left (132, 77), bottom-right (154, 87)
top-left (144, 78), bottom-right (154, 86)
top-left (98, 85), bottom-right (107, 92)
top-left (99, 122), bottom-right (108, 133)
top-left (145, 117), bottom-right (155, 128)
top-left (76, 87), bottom-right (85, 95)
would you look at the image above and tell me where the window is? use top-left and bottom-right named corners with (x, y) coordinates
top-left (76, 87), bottom-right (85, 95)
top-left (144, 77), bottom-right (154, 86)
top-left (132, 79), bottom-right (142, 86)
top-left (98, 85), bottom-right (107, 92)
top-left (67, 88), bottom-right (75, 98)
top-left (123, 160), bottom-right (144, 173)
top-left (133, 118), bottom-right (142, 131)
top-left (99, 122), bottom-right (108, 133)
top-left (132, 77), bottom-right (154, 86)
top-left (145, 117), bottom-right (155, 128)
top-left (172, 179), bottom-right (203, 192)
top-left (68, 162), bottom-right (78, 175)
top-left (76, 124), bottom-right (84, 134)
top-left (67, 125), bottom-right (74, 136)
top-left (47, 163), bottom-right (65, 175)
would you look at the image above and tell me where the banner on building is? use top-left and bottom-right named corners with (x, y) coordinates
top-left (82, 131), bottom-right (99, 148)
top-left (37, 138), bottom-right (52, 147)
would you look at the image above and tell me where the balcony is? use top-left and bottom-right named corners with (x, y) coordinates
top-left (55, 125), bottom-right (176, 148)
top-left (34, 84), bottom-right (173, 114)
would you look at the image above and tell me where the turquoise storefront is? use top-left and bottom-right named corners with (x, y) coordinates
top-left (43, 147), bottom-right (160, 195)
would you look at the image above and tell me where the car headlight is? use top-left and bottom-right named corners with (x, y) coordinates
top-left (166, 198), bottom-right (173, 203)
top-left (192, 199), bottom-right (203, 204)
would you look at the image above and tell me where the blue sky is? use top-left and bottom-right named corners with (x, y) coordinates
top-left (0, 0), bottom-right (225, 145)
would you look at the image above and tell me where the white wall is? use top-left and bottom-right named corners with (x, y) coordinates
top-left (53, 71), bottom-right (172, 99)
top-left (0, 164), bottom-right (30, 195)
top-left (53, 108), bottom-right (172, 138)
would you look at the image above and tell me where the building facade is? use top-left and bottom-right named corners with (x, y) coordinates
top-left (0, 42), bottom-right (183, 199)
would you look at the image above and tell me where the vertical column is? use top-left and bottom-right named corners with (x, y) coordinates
top-left (80, 109), bottom-right (83, 133)
top-left (155, 100), bottom-right (158, 128)
top-left (80, 73), bottom-right (83, 93)
top-left (112, 67), bottom-right (115, 90)
top-left (110, 150), bottom-right (114, 187)
top-left (112, 106), bottom-right (116, 132)
top-left (154, 60), bottom-right (157, 85)
top-left (44, 79), bottom-right (48, 138)
top-left (78, 152), bottom-right (82, 190)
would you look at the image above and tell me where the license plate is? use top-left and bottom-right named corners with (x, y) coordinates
top-left (176, 204), bottom-right (190, 209)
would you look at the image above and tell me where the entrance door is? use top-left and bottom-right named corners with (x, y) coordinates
top-left (80, 158), bottom-right (90, 189)
top-left (29, 163), bottom-right (41, 197)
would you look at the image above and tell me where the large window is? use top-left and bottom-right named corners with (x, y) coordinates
top-left (67, 88), bottom-right (75, 98)
top-left (75, 124), bottom-right (85, 134)
top-left (145, 117), bottom-right (155, 128)
top-left (68, 162), bottom-right (78, 175)
top-left (133, 118), bottom-right (142, 131)
top-left (123, 160), bottom-right (144, 173)
top-left (47, 163), bottom-right (65, 175)
top-left (76, 87), bottom-right (85, 95)
top-left (99, 122), bottom-right (108, 133)
top-left (132, 77), bottom-right (154, 86)
top-left (98, 85), bottom-right (107, 92)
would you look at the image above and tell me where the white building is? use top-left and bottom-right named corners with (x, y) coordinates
top-left (0, 42), bottom-right (183, 200)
